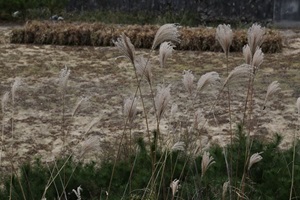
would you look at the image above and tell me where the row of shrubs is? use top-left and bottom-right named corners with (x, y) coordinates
top-left (10, 20), bottom-right (282, 53)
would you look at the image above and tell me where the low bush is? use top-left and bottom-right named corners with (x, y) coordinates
top-left (10, 20), bottom-right (282, 53)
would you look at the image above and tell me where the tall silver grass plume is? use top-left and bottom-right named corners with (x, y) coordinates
top-left (159, 42), bottom-right (175, 68)
top-left (243, 44), bottom-right (252, 65)
top-left (123, 96), bottom-right (138, 124)
top-left (80, 137), bottom-right (99, 157)
top-left (134, 56), bottom-right (152, 84)
top-left (170, 103), bottom-right (178, 120)
top-left (113, 33), bottom-right (135, 64)
top-left (193, 109), bottom-right (202, 130)
top-left (222, 181), bottom-right (230, 200)
top-left (223, 64), bottom-right (252, 87)
top-left (252, 47), bottom-right (264, 68)
top-left (152, 24), bottom-right (180, 50)
top-left (155, 84), bottom-right (171, 122)
top-left (12, 77), bottom-right (21, 104)
top-left (201, 151), bottom-right (215, 177)
top-left (85, 117), bottom-right (100, 135)
top-left (197, 71), bottom-right (220, 93)
top-left (247, 23), bottom-right (265, 55)
top-left (59, 65), bottom-right (70, 91)
top-left (216, 24), bottom-right (233, 56)
top-left (171, 141), bottom-right (185, 151)
top-left (72, 96), bottom-right (89, 117)
top-left (72, 186), bottom-right (82, 200)
top-left (296, 97), bottom-right (300, 116)
top-left (182, 70), bottom-right (195, 95)
top-left (263, 81), bottom-right (281, 109)
top-left (1, 92), bottom-right (10, 113)
top-left (248, 152), bottom-right (263, 170)
top-left (170, 179), bottom-right (180, 197)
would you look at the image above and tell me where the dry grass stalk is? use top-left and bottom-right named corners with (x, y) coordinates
top-left (182, 70), bottom-right (195, 95)
top-left (155, 85), bottom-right (171, 122)
top-left (247, 23), bottom-right (265, 55)
top-left (170, 179), bottom-right (180, 197)
top-left (222, 181), bottom-right (230, 200)
top-left (201, 151), bottom-right (215, 177)
top-left (159, 42), bottom-right (174, 68)
top-left (263, 81), bottom-right (281, 108)
top-left (223, 64), bottom-right (252, 87)
top-left (170, 103), bottom-right (178, 121)
top-left (197, 71), bottom-right (220, 93)
top-left (243, 44), bottom-right (252, 65)
top-left (123, 97), bottom-right (138, 125)
top-left (152, 24), bottom-right (180, 50)
top-left (1, 92), bottom-right (10, 113)
top-left (252, 47), bottom-right (264, 69)
top-left (134, 56), bottom-right (152, 84)
top-left (297, 97), bottom-right (300, 115)
top-left (171, 141), bottom-right (185, 151)
top-left (113, 33), bottom-right (136, 64)
top-left (216, 24), bottom-right (233, 56)
top-left (12, 77), bottom-right (21, 104)
top-left (59, 66), bottom-right (70, 91)
top-left (248, 152), bottom-right (263, 170)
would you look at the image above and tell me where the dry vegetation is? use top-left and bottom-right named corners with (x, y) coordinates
top-left (0, 23), bottom-right (300, 199)
top-left (10, 20), bottom-right (282, 53)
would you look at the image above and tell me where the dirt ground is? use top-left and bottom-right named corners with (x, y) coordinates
top-left (0, 25), bottom-right (300, 173)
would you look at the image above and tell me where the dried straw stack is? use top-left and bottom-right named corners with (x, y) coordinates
top-left (10, 20), bottom-right (282, 53)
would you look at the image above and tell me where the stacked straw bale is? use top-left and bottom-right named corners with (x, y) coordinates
top-left (10, 21), bottom-right (282, 53)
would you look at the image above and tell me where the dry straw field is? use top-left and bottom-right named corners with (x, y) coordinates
top-left (0, 25), bottom-right (300, 169)
top-left (0, 22), bottom-right (300, 187)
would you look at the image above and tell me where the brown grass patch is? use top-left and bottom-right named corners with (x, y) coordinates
top-left (10, 20), bottom-right (282, 53)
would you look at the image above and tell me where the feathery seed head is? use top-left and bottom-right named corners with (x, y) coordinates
top-left (12, 77), bottom-right (21, 104)
top-left (243, 44), bottom-right (252, 65)
top-left (247, 23), bottom-right (265, 55)
top-left (297, 97), bottom-right (300, 116)
top-left (194, 109), bottom-right (202, 130)
top-left (171, 141), bottom-right (185, 151)
top-left (113, 33), bottom-right (135, 64)
top-left (252, 47), bottom-right (264, 69)
top-left (85, 118), bottom-right (100, 135)
top-left (263, 81), bottom-right (280, 108)
top-left (152, 24), bottom-right (180, 50)
top-left (72, 186), bottom-right (83, 200)
top-left (123, 96), bottom-right (138, 125)
top-left (216, 24), bottom-right (233, 56)
top-left (159, 42), bottom-right (175, 68)
top-left (170, 179), bottom-right (180, 197)
top-left (223, 64), bottom-right (252, 87)
top-left (80, 137), bottom-right (99, 157)
top-left (72, 96), bottom-right (89, 117)
top-left (182, 70), bottom-right (194, 95)
top-left (197, 71), bottom-right (220, 93)
top-left (59, 66), bottom-right (70, 91)
top-left (155, 84), bottom-right (171, 122)
top-left (201, 151), bottom-right (215, 177)
top-left (248, 152), bottom-right (263, 170)
top-left (1, 92), bottom-right (10, 113)
top-left (134, 56), bottom-right (152, 84)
